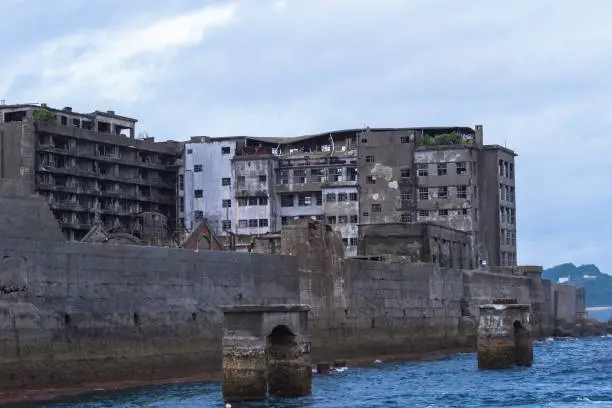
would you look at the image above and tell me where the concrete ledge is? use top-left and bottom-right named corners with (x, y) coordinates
top-left (221, 304), bottom-right (311, 313)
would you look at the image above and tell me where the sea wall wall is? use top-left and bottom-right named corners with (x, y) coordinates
top-left (0, 182), bottom-right (585, 394)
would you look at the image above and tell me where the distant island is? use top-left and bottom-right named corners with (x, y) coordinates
top-left (543, 263), bottom-right (612, 307)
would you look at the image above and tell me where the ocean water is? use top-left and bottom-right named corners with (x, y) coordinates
top-left (16, 337), bottom-right (612, 408)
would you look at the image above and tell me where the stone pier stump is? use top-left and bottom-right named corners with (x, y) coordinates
top-left (477, 303), bottom-right (533, 370)
top-left (221, 304), bottom-right (312, 401)
top-left (222, 337), bottom-right (267, 401)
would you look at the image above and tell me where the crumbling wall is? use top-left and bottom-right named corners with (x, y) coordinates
top-left (312, 260), bottom-right (464, 362)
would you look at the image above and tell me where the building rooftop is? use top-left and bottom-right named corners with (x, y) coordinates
top-left (0, 103), bottom-right (138, 123)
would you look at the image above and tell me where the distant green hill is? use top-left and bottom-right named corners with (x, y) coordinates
top-left (542, 263), bottom-right (612, 307)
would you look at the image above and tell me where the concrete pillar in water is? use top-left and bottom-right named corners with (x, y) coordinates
top-left (477, 302), bottom-right (533, 369)
top-left (221, 304), bottom-right (312, 401)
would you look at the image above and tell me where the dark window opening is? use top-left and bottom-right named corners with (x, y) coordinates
top-left (221, 146), bottom-right (231, 154)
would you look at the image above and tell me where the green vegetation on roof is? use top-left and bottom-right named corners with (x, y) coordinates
top-left (422, 131), bottom-right (473, 146)
top-left (33, 106), bottom-right (55, 123)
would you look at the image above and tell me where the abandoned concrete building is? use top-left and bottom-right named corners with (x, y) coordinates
top-left (0, 103), bottom-right (181, 242)
top-left (179, 126), bottom-right (517, 265)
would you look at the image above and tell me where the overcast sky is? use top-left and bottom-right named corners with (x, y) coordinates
top-left (1, 0), bottom-right (610, 274)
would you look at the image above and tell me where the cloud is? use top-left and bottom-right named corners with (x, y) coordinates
top-left (0, 2), bottom-right (237, 104)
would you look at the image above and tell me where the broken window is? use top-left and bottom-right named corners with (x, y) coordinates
top-left (238, 219), bottom-right (248, 228)
top-left (280, 169), bottom-right (289, 184)
top-left (194, 210), bottom-right (204, 219)
top-left (60, 116), bottom-right (67, 125)
top-left (82, 120), bottom-right (92, 130)
top-left (222, 199), bottom-right (232, 208)
top-left (237, 176), bottom-right (246, 189)
top-left (350, 215), bottom-right (358, 223)
top-left (281, 217), bottom-right (289, 226)
top-left (97, 121), bottom-right (110, 133)
top-left (281, 194), bottom-right (294, 207)
top-left (298, 194), bottom-right (312, 206)
top-left (349, 192), bottom-right (358, 201)
top-left (509, 186), bottom-right (515, 202)
top-left (401, 168), bottom-right (410, 178)
top-left (179, 175), bottom-right (184, 190)
top-left (258, 196), bottom-right (268, 205)
top-left (338, 193), bottom-right (348, 202)
top-left (259, 219), bottom-right (269, 227)
top-left (504, 161), bottom-right (509, 178)
top-left (326, 192), bottom-right (336, 202)
top-left (347, 167), bottom-right (357, 181)
top-left (460, 208), bottom-right (468, 215)
top-left (259, 174), bottom-right (267, 182)
top-left (238, 198), bottom-right (247, 206)
top-left (329, 167), bottom-right (343, 182)
top-left (456, 162), bottom-right (467, 175)
top-left (315, 214), bottom-right (325, 221)
top-left (222, 220), bottom-right (231, 230)
top-left (249, 219), bottom-right (258, 228)
top-left (222, 177), bottom-right (231, 186)
top-left (400, 136), bottom-right (410, 144)
top-left (310, 169), bottom-right (324, 182)
top-left (338, 215), bottom-right (348, 224)
top-left (417, 164), bottom-right (428, 177)
top-left (221, 146), bottom-right (231, 155)
top-left (366, 155), bottom-right (375, 163)
top-left (419, 187), bottom-right (429, 200)
top-left (342, 238), bottom-right (349, 246)
top-left (350, 238), bottom-right (358, 246)
top-left (499, 159), bottom-right (503, 176)
top-left (457, 185), bottom-right (467, 199)
top-left (366, 176), bottom-right (376, 184)
top-left (194, 189), bottom-right (203, 198)
top-left (509, 163), bottom-right (514, 179)
top-left (72, 118), bottom-right (80, 127)
top-left (418, 209), bottom-right (429, 218)
top-left (438, 186), bottom-right (448, 199)
top-left (315, 192), bottom-right (323, 205)
top-left (437, 163), bottom-right (447, 176)
top-left (372, 203), bottom-right (382, 213)
top-left (439, 209), bottom-right (449, 216)
top-left (248, 197), bottom-right (258, 205)
top-left (293, 169), bottom-right (306, 184)
top-left (327, 216), bottom-right (337, 224)
top-left (401, 191), bottom-right (410, 201)
top-left (400, 213), bottom-right (411, 223)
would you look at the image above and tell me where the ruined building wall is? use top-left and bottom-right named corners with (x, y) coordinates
top-left (0, 187), bottom-right (583, 394)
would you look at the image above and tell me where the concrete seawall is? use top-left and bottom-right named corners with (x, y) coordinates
top-left (0, 179), bottom-right (586, 397)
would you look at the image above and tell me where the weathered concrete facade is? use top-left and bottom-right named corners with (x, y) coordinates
top-left (0, 184), bottom-right (583, 397)
top-left (180, 125), bottom-right (516, 266)
top-left (477, 303), bottom-right (533, 369)
top-left (221, 304), bottom-right (311, 401)
top-left (0, 103), bottom-right (180, 242)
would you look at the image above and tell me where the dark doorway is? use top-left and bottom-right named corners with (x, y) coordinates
top-left (267, 325), bottom-right (299, 397)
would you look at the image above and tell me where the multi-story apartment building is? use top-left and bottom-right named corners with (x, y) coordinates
top-left (0, 103), bottom-right (180, 242)
top-left (179, 125), bottom-right (517, 264)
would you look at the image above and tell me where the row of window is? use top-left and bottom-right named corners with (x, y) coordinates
top-left (280, 191), bottom-right (359, 207)
top-left (500, 228), bottom-right (517, 246)
top-left (238, 219), bottom-right (269, 228)
top-left (418, 185), bottom-right (469, 200)
top-left (280, 168), bottom-right (357, 184)
top-left (279, 214), bottom-right (359, 225)
top-left (498, 159), bottom-right (514, 179)
top-left (360, 207), bottom-right (471, 220)
top-left (500, 183), bottom-right (515, 202)
top-left (500, 206), bottom-right (515, 225)
top-left (187, 146), bottom-right (231, 155)
top-left (341, 238), bottom-right (358, 247)
top-left (501, 251), bottom-right (516, 266)
top-left (360, 135), bottom-right (412, 144)
top-left (415, 162), bottom-right (472, 177)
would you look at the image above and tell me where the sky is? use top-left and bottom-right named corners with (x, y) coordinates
top-left (1, 0), bottom-right (611, 273)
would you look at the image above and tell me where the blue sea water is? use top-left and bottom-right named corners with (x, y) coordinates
top-left (16, 337), bottom-right (612, 408)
